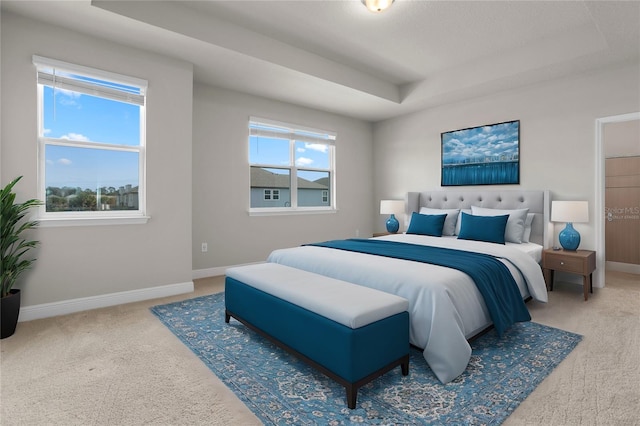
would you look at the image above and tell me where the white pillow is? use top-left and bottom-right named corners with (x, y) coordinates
top-left (454, 209), bottom-right (472, 235)
top-left (470, 206), bottom-right (530, 243)
top-left (522, 213), bottom-right (535, 243)
top-left (419, 207), bottom-right (460, 236)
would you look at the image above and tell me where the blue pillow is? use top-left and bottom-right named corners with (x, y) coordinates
top-left (406, 213), bottom-right (447, 237)
top-left (457, 212), bottom-right (509, 244)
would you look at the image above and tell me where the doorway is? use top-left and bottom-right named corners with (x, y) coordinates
top-left (595, 112), bottom-right (640, 287)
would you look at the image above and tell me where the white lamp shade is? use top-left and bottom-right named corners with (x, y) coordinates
top-left (551, 201), bottom-right (589, 223)
top-left (380, 200), bottom-right (404, 215)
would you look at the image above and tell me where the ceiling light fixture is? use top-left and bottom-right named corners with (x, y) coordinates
top-left (361, 0), bottom-right (395, 13)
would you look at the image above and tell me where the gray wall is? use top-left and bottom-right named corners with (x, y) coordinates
top-left (373, 63), bottom-right (640, 251)
top-left (1, 12), bottom-right (194, 307)
top-left (192, 84), bottom-right (373, 274)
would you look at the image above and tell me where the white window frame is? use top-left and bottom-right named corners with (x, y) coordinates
top-left (249, 117), bottom-right (336, 216)
top-left (33, 55), bottom-right (149, 227)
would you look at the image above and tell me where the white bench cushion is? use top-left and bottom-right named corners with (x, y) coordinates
top-left (225, 263), bottom-right (409, 329)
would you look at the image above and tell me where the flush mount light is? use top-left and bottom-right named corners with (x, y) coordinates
top-left (362, 0), bottom-right (395, 13)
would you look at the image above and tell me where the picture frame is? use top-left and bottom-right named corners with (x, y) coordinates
top-left (441, 120), bottom-right (520, 186)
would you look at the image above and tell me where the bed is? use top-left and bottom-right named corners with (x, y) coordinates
top-left (267, 189), bottom-right (550, 384)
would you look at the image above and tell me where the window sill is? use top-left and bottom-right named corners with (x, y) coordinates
top-left (37, 216), bottom-right (150, 227)
top-left (249, 208), bottom-right (337, 217)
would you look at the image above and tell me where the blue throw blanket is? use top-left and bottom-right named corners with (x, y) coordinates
top-left (306, 239), bottom-right (530, 336)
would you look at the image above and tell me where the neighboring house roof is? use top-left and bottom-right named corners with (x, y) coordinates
top-left (314, 177), bottom-right (330, 188)
top-left (251, 167), bottom-right (328, 190)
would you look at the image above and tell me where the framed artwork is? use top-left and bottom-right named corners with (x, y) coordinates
top-left (441, 120), bottom-right (520, 186)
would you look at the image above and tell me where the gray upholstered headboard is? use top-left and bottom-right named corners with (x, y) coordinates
top-left (405, 190), bottom-right (550, 247)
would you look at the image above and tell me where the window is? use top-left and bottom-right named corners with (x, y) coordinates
top-left (249, 117), bottom-right (336, 214)
top-left (33, 56), bottom-right (148, 225)
top-left (263, 189), bottom-right (280, 201)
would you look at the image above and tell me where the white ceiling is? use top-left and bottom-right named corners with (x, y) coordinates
top-left (3, 0), bottom-right (639, 122)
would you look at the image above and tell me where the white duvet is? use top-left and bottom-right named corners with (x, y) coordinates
top-left (267, 233), bottom-right (548, 384)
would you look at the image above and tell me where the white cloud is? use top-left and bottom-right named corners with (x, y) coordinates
top-left (296, 157), bottom-right (314, 166)
top-left (57, 89), bottom-right (82, 107)
top-left (297, 147), bottom-right (305, 153)
top-left (43, 128), bottom-right (52, 135)
top-left (60, 133), bottom-right (90, 141)
top-left (58, 158), bottom-right (72, 166)
top-left (57, 89), bottom-right (81, 98)
top-left (304, 143), bottom-right (328, 153)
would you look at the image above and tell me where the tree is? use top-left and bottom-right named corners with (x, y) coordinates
top-left (69, 191), bottom-right (96, 211)
top-left (46, 195), bottom-right (67, 211)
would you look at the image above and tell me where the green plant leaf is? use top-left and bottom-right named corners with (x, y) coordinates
top-left (1, 176), bottom-right (42, 298)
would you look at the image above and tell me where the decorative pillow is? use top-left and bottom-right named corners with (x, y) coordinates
top-left (419, 207), bottom-right (460, 236)
top-left (470, 206), bottom-right (530, 244)
top-left (406, 212), bottom-right (447, 237)
top-left (457, 212), bottom-right (509, 244)
top-left (522, 213), bottom-right (535, 243)
top-left (454, 209), bottom-right (472, 235)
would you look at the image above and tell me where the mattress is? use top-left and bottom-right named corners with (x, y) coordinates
top-left (439, 235), bottom-right (544, 263)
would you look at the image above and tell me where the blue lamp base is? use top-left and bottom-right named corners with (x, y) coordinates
top-left (559, 222), bottom-right (580, 251)
top-left (386, 214), bottom-right (399, 233)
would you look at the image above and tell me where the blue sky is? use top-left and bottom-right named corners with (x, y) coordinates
top-left (441, 121), bottom-right (519, 164)
top-left (43, 86), bottom-right (140, 190)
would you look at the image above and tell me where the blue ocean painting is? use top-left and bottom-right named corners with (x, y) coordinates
top-left (441, 120), bottom-right (520, 186)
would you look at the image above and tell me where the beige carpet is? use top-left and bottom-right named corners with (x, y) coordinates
top-left (1, 271), bottom-right (638, 425)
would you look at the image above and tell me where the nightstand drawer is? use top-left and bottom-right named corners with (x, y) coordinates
top-left (544, 255), bottom-right (584, 274)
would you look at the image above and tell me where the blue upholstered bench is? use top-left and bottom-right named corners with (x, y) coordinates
top-left (225, 262), bottom-right (410, 409)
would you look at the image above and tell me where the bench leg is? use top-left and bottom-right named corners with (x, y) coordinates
top-left (345, 355), bottom-right (409, 409)
top-left (346, 384), bottom-right (357, 409)
top-left (225, 310), bottom-right (231, 323)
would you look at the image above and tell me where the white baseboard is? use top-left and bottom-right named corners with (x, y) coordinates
top-left (18, 281), bottom-right (194, 322)
top-left (606, 261), bottom-right (640, 275)
top-left (20, 260), bottom-right (269, 322)
top-left (192, 261), bottom-right (264, 280)
top-left (192, 266), bottom-right (227, 279)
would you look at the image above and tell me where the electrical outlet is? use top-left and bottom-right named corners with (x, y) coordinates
top-left (355, 229), bottom-right (360, 237)
top-left (201, 242), bottom-right (208, 252)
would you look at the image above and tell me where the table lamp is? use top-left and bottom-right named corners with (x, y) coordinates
top-left (551, 200), bottom-right (589, 251)
top-left (380, 200), bottom-right (404, 233)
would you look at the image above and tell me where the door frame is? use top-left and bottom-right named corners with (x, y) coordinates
top-left (595, 112), bottom-right (640, 286)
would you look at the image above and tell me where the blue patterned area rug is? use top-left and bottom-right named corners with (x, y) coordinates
top-left (151, 293), bottom-right (581, 425)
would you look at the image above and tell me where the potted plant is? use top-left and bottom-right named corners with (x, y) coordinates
top-left (1, 176), bottom-right (42, 339)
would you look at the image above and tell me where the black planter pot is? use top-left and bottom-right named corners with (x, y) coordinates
top-left (1, 289), bottom-right (21, 339)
